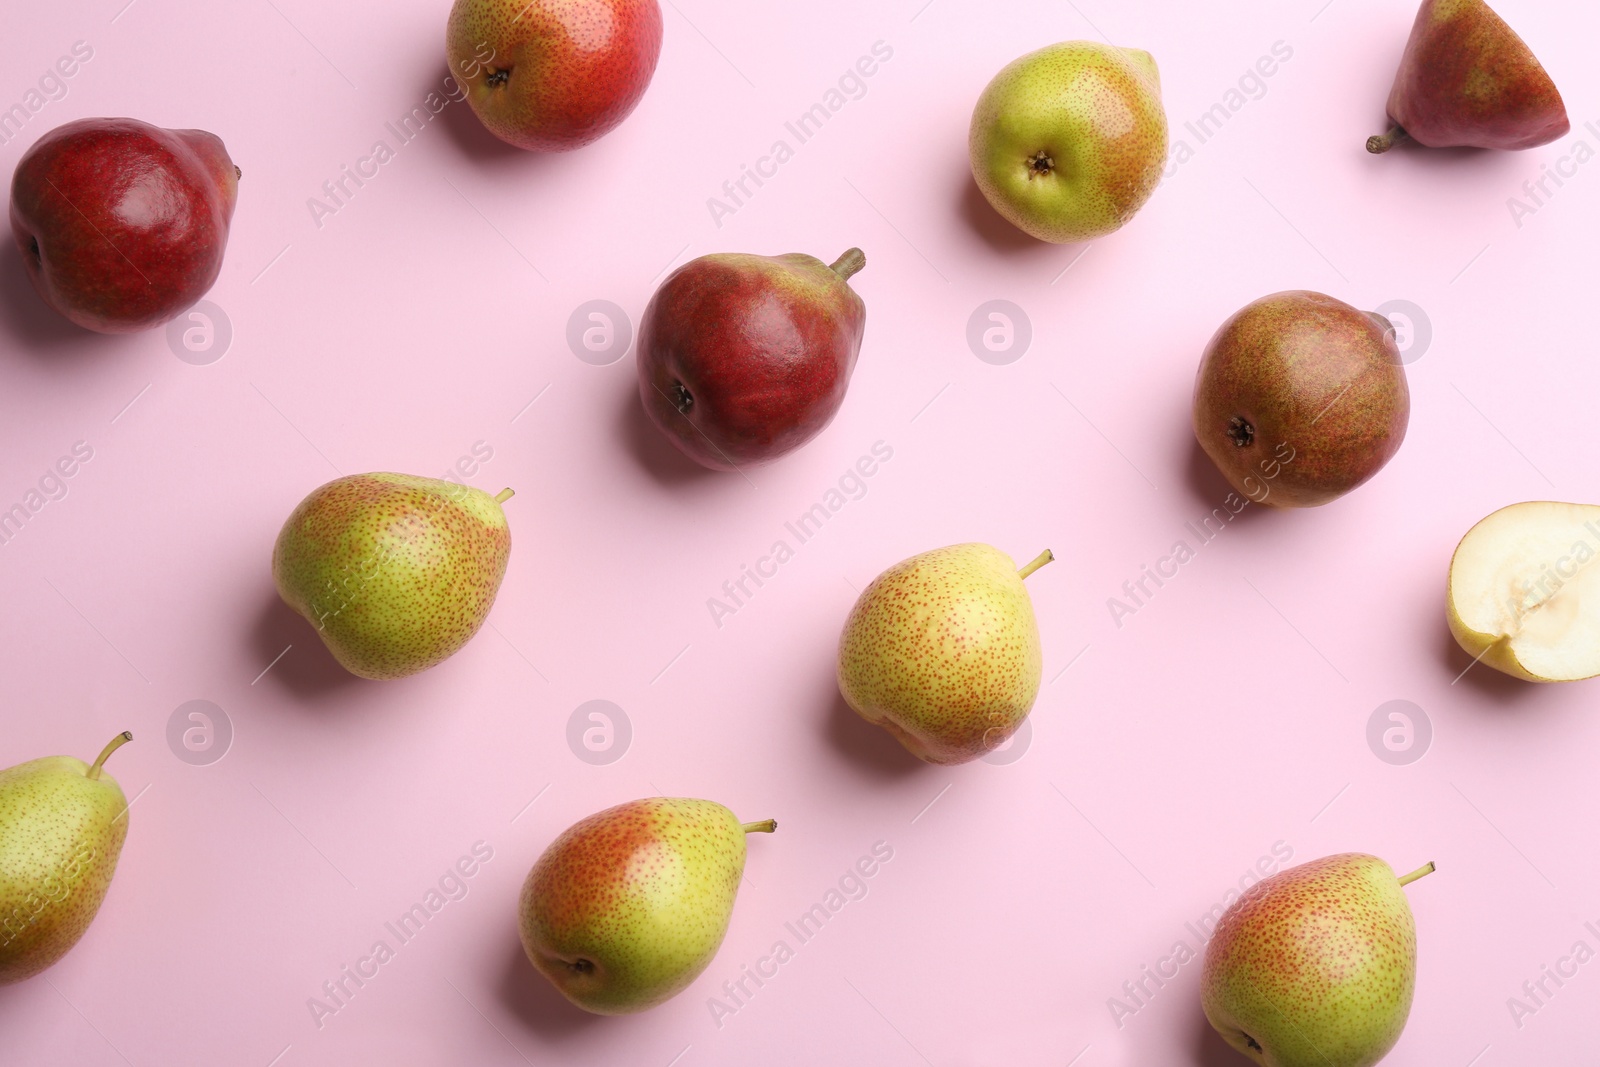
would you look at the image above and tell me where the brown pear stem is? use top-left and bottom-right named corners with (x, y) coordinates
top-left (741, 819), bottom-right (777, 834)
top-left (87, 731), bottom-right (133, 781)
top-left (1397, 861), bottom-right (1436, 887)
top-left (1017, 549), bottom-right (1054, 580)
top-left (829, 248), bottom-right (866, 281)
top-left (1366, 124), bottom-right (1409, 154)
top-left (494, 488), bottom-right (514, 504)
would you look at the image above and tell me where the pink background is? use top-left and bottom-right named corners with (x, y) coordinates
top-left (2, 0), bottom-right (1598, 1063)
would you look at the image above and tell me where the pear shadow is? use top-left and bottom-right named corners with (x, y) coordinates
top-left (1180, 437), bottom-right (1273, 526)
top-left (0, 242), bottom-right (123, 358)
top-left (957, 174), bottom-right (1088, 265)
top-left (496, 936), bottom-right (605, 1039)
top-left (249, 593), bottom-right (367, 702)
top-left (615, 370), bottom-right (722, 487)
top-left (823, 689), bottom-right (930, 781)
top-left (1193, 1009), bottom-right (1248, 1067)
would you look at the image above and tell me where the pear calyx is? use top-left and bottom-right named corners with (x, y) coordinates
top-left (741, 819), bottom-right (778, 834)
top-left (1398, 861), bottom-right (1437, 887)
top-left (1017, 550), bottom-right (1054, 580)
top-left (87, 732), bottom-right (133, 781)
top-left (830, 248), bottom-right (866, 281)
top-left (1366, 124), bottom-right (1410, 154)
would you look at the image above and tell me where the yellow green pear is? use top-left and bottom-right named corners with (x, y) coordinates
top-left (0, 732), bottom-right (134, 984)
top-left (837, 543), bottom-right (1052, 764)
top-left (969, 41), bottom-right (1169, 243)
top-left (272, 473), bottom-right (514, 680)
top-left (1202, 853), bottom-right (1436, 1067)
top-left (1447, 501), bottom-right (1600, 681)
top-left (518, 797), bottom-right (774, 1014)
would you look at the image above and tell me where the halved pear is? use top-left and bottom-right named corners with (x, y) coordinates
top-left (1447, 501), bottom-right (1600, 682)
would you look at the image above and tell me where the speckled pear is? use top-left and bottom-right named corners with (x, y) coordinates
top-left (1202, 853), bottom-right (1436, 1067)
top-left (969, 41), bottom-right (1168, 243)
top-left (272, 473), bottom-right (513, 680)
top-left (837, 543), bottom-right (1052, 765)
top-left (518, 797), bottom-right (775, 1014)
top-left (1368, 0), bottom-right (1568, 153)
top-left (0, 733), bottom-right (133, 984)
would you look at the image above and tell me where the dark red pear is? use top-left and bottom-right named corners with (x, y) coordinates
top-left (636, 249), bottom-right (866, 471)
top-left (9, 117), bottom-right (238, 333)
top-left (1368, 0), bottom-right (1568, 153)
top-left (1192, 292), bottom-right (1410, 509)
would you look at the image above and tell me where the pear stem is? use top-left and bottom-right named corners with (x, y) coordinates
top-left (494, 488), bottom-right (514, 504)
top-left (1398, 861), bottom-right (1436, 887)
top-left (741, 819), bottom-right (777, 834)
top-left (1017, 549), bottom-right (1054, 580)
top-left (87, 731), bottom-right (133, 781)
top-left (829, 248), bottom-right (866, 281)
top-left (1366, 124), bottom-right (1409, 154)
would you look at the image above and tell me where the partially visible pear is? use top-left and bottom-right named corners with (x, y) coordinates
top-left (272, 473), bottom-right (513, 680)
top-left (518, 798), bottom-right (775, 1014)
top-left (0, 733), bottom-right (133, 984)
top-left (1192, 291), bottom-right (1410, 508)
top-left (1202, 854), bottom-right (1436, 1067)
top-left (838, 544), bottom-right (1052, 765)
top-left (969, 41), bottom-right (1169, 243)
top-left (1368, 0), bottom-right (1568, 153)
top-left (1447, 501), bottom-right (1600, 681)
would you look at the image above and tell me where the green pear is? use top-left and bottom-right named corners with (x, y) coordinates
top-left (969, 41), bottom-right (1169, 243)
top-left (1202, 853), bottom-right (1436, 1067)
top-left (518, 797), bottom-right (775, 1014)
top-left (0, 733), bottom-right (133, 984)
top-left (272, 473), bottom-right (513, 680)
top-left (837, 544), bottom-right (1052, 764)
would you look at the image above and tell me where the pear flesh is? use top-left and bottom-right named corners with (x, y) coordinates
top-left (0, 733), bottom-right (133, 984)
top-left (837, 544), bottom-right (1052, 765)
top-left (1448, 501), bottom-right (1600, 682)
top-left (969, 41), bottom-right (1169, 243)
top-left (1202, 853), bottom-right (1435, 1067)
top-left (518, 797), bottom-right (774, 1015)
top-left (272, 473), bottom-right (513, 680)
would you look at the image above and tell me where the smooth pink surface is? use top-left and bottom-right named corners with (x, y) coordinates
top-left (0, 0), bottom-right (1595, 1064)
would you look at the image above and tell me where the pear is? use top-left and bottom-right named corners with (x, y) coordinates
top-left (969, 41), bottom-right (1168, 243)
top-left (1447, 501), bottom-right (1600, 681)
top-left (0, 733), bottom-right (134, 984)
top-left (518, 797), bottom-right (775, 1014)
top-left (837, 544), bottom-right (1052, 765)
top-left (1368, 0), bottom-right (1568, 153)
top-left (1202, 854), bottom-right (1436, 1067)
top-left (272, 473), bottom-right (513, 680)
top-left (1192, 291), bottom-right (1410, 508)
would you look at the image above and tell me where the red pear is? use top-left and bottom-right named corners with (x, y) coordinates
top-left (9, 117), bottom-right (238, 334)
top-left (637, 249), bottom-right (867, 471)
top-left (1369, 0), bottom-right (1568, 153)
top-left (446, 0), bottom-right (663, 152)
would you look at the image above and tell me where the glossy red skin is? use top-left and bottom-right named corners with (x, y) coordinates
top-left (636, 252), bottom-right (867, 471)
top-left (9, 118), bottom-right (237, 334)
top-left (1386, 0), bottom-right (1568, 149)
top-left (446, 0), bottom-right (663, 152)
